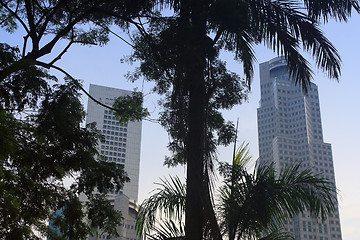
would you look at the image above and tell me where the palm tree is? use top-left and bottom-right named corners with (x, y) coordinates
top-left (136, 143), bottom-right (337, 240)
top-left (217, 143), bottom-right (336, 240)
top-left (130, 1), bottom-right (359, 239)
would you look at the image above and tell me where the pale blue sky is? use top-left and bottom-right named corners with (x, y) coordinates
top-left (1, 12), bottom-right (359, 240)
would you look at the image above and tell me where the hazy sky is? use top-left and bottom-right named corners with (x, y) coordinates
top-left (2, 10), bottom-right (360, 240)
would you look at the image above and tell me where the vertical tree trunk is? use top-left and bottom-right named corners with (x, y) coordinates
top-left (186, 75), bottom-right (206, 240)
top-left (184, 1), bottom-right (207, 239)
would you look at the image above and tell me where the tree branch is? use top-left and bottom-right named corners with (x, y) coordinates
top-left (22, 35), bottom-right (29, 57)
top-left (35, 61), bottom-right (118, 112)
top-left (95, 23), bottom-right (136, 49)
top-left (33, 1), bottom-right (48, 30)
top-left (212, 27), bottom-right (223, 45)
top-left (34, 61), bottom-right (158, 123)
top-left (0, 1), bottom-right (30, 34)
top-left (26, 8), bottom-right (94, 60)
top-left (24, 0), bottom-right (39, 51)
top-left (49, 39), bottom-right (74, 65)
top-left (37, 0), bottom-right (67, 39)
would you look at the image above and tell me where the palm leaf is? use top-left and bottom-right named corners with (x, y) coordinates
top-left (147, 219), bottom-right (185, 240)
top-left (233, 142), bottom-right (252, 168)
top-left (136, 176), bottom-right (186, 238)
top-left (218, 143), bottom-right (337, 240)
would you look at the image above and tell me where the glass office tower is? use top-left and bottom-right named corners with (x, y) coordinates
top-left (257, 57), bottom-right (342, 240)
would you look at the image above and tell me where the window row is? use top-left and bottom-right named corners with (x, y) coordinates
top-left (103, 124), bottom-right (127, 132)
top-left (105, 135), bottom-right (126, 142)
top-left (103, 118), bottom-right (128, 127)
top-left (101, 145), bottom-right (126, 152)
top-left (101, 150), bottom-right (126, 158)
top-left (102, 130), bottom-right (127, 137)
top-left (103, 140), bottom-right (126, 147)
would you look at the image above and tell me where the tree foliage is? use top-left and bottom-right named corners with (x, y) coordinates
top-left (136, 144), bottom-right (337, 240)
top-left (1, 0), bottom-right (358, 239)
top-left (218, 144), bottom-right (336, 240)
top-left (0, 76), bottom-right (130, 239)
top-left (127, 1), bottom-right (359, 239)
top-left (0, 1), bottom-right (150, 239)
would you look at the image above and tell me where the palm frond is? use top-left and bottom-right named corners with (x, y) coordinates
top-left (136, 176), bottom-right (186, 237)
top-left (251, 163), bottom-right (337, 229)
top-left (218, 142), bottom-right (337, 240)
top-left (303, 0), bottom-right (360, 21)
top-left (147, 219), bottom-right (185, 240)
top-left (259, 228), bottom-right (294, 240)
top-left (233, 142), bottom-right (252, 168)
top-left (247, 0), bottom-right (341, 91)
top-left (136, 176), bottom-right (186, 238)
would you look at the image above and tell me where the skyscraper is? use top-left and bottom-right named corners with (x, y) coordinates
top-left (86, 84), bottom-right (142, 201)
top-left (85, 84), bottom-right (142, 240)
top-left (257, 57), bottom-right (342, 240)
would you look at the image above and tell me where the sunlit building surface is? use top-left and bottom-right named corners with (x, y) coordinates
top-left (257, 57), bottom-right (342, 240)
top-left (86, 84), bottom-right (141, 240)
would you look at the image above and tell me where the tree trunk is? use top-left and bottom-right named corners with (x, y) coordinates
top-left (184, 1), bottom-right (207, 239)
top-left (186, 74), bottom-right (206, 240)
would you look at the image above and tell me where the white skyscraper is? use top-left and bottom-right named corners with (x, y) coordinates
top-left (86, 84), bottom-right (142, 201)
top-left (85, 84), bottom-right (142, 240)
top-left (257, 57), bottom-right (342, 240)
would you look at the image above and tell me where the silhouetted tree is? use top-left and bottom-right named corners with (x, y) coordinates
top-left (128, 1), bottom-right (359, 239)
top-left (0, 1), bottom-right (149, 238)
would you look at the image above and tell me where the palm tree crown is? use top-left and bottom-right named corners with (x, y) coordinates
top-left (136, 143), bottom-right (337, 240)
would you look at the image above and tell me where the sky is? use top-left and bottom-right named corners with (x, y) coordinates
top-left (2, 9), bottom-right (360, 240)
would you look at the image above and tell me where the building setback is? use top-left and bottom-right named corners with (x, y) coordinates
top-left (85, 84), bottom-right (142, 240)
top-left (257, 57), bottom-right (342, 240)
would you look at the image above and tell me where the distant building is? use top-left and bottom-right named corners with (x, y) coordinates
top-left (85, 84), bottom-right (142, 240)
top-left (88, 194), bottom-right (139, 240)
top-left (86, 84), bottom-right (142, 201)
top-left (257, 57), bottom-right (342, 240)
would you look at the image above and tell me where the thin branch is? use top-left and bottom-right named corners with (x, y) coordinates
top-left (22, 35), bottom-right (29, 57)
top-left (34, 61), bottom-right (159, 124)
top-left (68, 171), bottom-right (80, 186)
top-left (0, 1), bottom-right (13, 25)
top-left (0, 14), bottom-right (12, 25)
top-left (49, 27), bottom-right (99, 65)
top-left (26, 8), bottom-right (94, 59)
top-left (95, 23), bottom-right (136, 49)
top-left (35, 61), bottom-right (118, 112)
top-left (212, 27), bottom-right (223, 45)
top-left (96, 20), bottom-right (175, 85)
top-left (32, 0), bottom-right (45, 14)
top-left (37, 0), bottom-right (67, 38)
top-left (0, 1), bottom-right (30, 34)
top-left (24, 0), bottom-right (38, 47)
top-left (144, 117), bottom-right (160, 123)
top-left (33, 1), bottom-right (48, 30)
top-left (49, 39), bottom-right (74, 65)
top-left (132, 19), bottom-right (175, 81)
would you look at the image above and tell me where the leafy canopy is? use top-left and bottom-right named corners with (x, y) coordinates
top-left (0, 0), bottom-right (151, 239)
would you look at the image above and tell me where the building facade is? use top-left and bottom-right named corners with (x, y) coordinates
top-left (86, 84), bottom-right (142, 201)
top-left (85, 84), bottom-right (142, 240)
top-left (88, 194), bottom-right (139, 240)
top-left (257, 57), bottom-right (342, 240)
